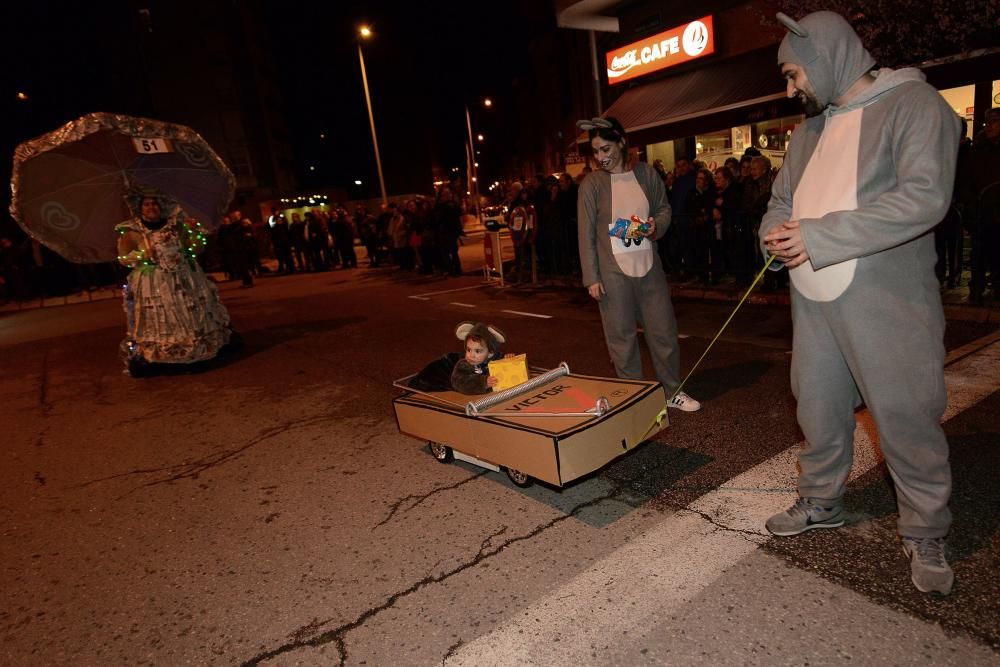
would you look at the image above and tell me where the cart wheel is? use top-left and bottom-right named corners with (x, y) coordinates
top-left (428, 441), bottom-right (453, 463)
top-left (505, 467), bottom-right (532, 487)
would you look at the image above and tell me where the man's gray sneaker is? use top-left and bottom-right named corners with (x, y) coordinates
top-left (765, 497), bottom-right (845, 536)
top-left (901, 537), bottom-right (953, 595)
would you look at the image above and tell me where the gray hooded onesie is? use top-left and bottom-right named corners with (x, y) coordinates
top-left (577, 161), bottom-right (680, 392)
top-left (760, 12), bottom-right (962, 538)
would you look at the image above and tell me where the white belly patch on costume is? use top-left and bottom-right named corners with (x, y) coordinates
top-left (790, 108), bottom-right (863, 302)
top-left (610, 171), bottom-right (653, 277)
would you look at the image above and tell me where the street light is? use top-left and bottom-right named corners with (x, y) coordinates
top-left (358, 26), bottom-right (388, 205)
top-left (465, 97), bottom-right (492, 229)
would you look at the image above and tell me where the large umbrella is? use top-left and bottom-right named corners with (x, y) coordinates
top-left (10, 112), bottom-right (235, 263)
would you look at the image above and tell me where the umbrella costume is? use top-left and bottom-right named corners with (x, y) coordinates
top-left (9, 112), bottom-right (237, 373)
top-left (117, 192), bottom-right (231, 368)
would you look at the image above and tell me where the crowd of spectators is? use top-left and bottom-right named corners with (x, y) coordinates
top-left (2, 113), bottom-right (998, 304)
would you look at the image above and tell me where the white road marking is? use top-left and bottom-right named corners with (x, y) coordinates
top-left (411, 284), bottom-right (491, 299)
top-left (450, 302), bottom-right (476, 308)
top-left (408, 296), bottom-right (431, 301)
top-left (446, 338), bottom-right (1000, 665)
top-left (501, 310), bottom-right (552, 319)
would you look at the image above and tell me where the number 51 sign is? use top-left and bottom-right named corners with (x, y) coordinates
top-left (132, 138), bottom-right (174, 154)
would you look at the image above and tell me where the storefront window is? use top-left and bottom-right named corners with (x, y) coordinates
top-left (646, 140), bottom-right (676, 170)
top-left (694, 129), bottom-right (731, 162)
top-left (940, 84), bottom-right (975, 139)
top-left (753, 116), bottom-right (799, 153)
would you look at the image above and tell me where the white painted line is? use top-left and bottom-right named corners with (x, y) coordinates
top-left (408, 296), bottom-right (431, 301)
top-left (411, 283), bottom-right (491, 299)
top-left (450, 302), bottom-right (476, 308)
top-left (501, 309), bottom-right (552, 319)
top-left (446, 339), bottom-right (1000, 666)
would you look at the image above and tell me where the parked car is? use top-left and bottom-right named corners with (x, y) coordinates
top-left (482, 205), bottom-right (508, 231)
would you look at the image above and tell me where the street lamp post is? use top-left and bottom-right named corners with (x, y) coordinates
top-left (465, 99), bottom-right (492, 229)
top-left (358, 28), bottom-right (388, 206)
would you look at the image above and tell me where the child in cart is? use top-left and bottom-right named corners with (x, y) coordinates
top-left (451, 322), bottom-right (510, 394)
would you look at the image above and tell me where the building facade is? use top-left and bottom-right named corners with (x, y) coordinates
top-left (556, 0), bottom-right (999, 173)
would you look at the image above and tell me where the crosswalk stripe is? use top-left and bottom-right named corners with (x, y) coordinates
top-left (446, 338), bottom-right (1000, 665)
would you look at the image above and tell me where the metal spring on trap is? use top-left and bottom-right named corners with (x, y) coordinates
top-left (465, 362), bottom-right (571, 416)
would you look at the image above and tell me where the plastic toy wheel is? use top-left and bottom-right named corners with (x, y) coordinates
top-left (428, 441), bottom-right (453, 463)
top-left (505, 467), bottom-right (532, 487)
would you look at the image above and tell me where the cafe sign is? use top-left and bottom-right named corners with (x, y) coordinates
top-left (606, 16), bottom-right (715, 85)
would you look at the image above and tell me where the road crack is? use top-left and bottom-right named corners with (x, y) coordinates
top-left (242, 493), bottom-right (618, 666)
top-left (372, 470), bottom-right (490, 529)
top-left (673, 505), bottom-right (769, 541)
top-left (76, 414), bottom-right (341, 497)
top-left (441, 639), bottom-right (464, 665)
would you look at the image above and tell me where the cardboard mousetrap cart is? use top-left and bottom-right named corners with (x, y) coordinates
top-left (392, 364), bottom-right (669, 487)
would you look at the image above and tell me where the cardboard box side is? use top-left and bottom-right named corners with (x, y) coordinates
top-left (556, 387), bottom-right (668, 484)
top-left (394, 399), bottom-right (478, 456)
top-left (466, 420), bottom-right (561, 486)
top-left (393, 396), bottom-right (562, 485)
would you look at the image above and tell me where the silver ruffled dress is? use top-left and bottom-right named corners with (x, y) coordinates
top-left (116, 216), bottom-right (230, 364)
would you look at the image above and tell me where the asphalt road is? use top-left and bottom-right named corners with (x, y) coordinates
top-left (2, 246), bottom-right (998, 666)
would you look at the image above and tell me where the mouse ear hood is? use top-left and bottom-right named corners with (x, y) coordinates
top-left (776, 11), bottom-right (875, 109)
top-left (486, 325), bottom-right (506, 346)
top-left (776, 12), bottom-right (808, 37)
top-left (455, 321), bottom-right (506, 355)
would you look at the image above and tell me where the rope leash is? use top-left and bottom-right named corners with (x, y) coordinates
top-left (639, 254), bottom-right (780, 441)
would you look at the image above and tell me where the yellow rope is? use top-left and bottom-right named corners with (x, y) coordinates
top-left (637, 254), bottom-right (780, 442)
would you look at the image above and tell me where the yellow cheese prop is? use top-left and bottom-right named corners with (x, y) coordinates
top-left (488, 354), bottom-right (528, 391)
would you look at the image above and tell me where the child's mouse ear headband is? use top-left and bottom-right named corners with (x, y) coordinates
top-left (455, 321), bottom-right (506, 344)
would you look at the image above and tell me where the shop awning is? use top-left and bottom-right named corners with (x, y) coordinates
top-left (597, 47), bottom-right (788, 138)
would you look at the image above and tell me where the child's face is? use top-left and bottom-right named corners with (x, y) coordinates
top-left (465, 338), bottom-right (490, 365)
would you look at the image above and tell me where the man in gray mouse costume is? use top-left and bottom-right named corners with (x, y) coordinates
top-left (760, 11), bottom-right (961, 595)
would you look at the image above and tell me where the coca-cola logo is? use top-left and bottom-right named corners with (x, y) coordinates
top-left (610, 50), bottom-right (638, 72)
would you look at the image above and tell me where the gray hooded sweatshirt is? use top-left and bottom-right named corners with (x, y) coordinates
top-left (762, 12), bottom-right (962, 303)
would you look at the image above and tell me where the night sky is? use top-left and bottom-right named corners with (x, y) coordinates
top-left (2, 0), bottom-right (556, 221)
top-left (264, 1), bottom-right (555, 194)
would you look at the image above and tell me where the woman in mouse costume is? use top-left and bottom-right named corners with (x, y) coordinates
top-left (576, 117), bottom-right (700, 412)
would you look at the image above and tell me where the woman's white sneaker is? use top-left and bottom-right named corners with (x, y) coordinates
top-left (668, 391), bottom-right (701, 412)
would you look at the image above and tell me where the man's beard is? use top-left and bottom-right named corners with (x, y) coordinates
top-left (798, 90), bottom-right (824, 117)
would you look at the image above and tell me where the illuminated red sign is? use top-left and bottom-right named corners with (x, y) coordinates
top-left (606, 16), bottom-right (715, 85)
